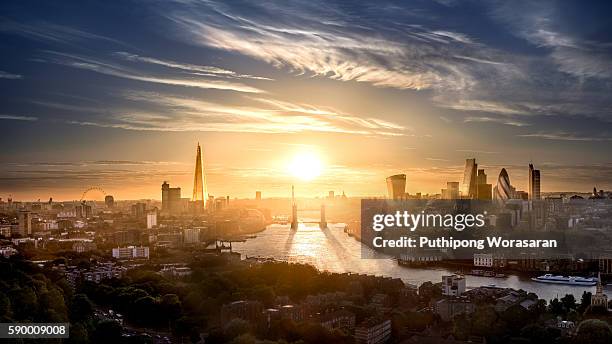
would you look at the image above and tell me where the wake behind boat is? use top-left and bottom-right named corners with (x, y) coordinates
top-left (531, 274), bottom-right (597, 286)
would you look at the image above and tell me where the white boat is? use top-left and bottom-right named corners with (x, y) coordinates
top-left (531, 274), bottom-right (597, 286)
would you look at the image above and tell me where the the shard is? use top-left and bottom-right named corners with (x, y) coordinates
top-left (192, 143), bottom-right (207, 210)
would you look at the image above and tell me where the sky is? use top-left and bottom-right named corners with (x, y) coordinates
top-left (1, 0), bottom-right (612, 201)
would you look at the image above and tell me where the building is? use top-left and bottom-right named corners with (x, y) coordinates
top-left (192, 143), bottom-right (208, 211)
top-left (221, 300), bottom-right (263, 324)
top-left (528, 164), bottom-right (541, 200)
top-left (75, 204), bottom-right (92, 219)
top-left (112, 246), bottom-right (150, 260)
top-left (462, 159), bottom-right (478, 199)
top-left (493, 168), bottom-right (514, 204)
top-left (17, 210), bottom-right (32, 236)
top-left (73, 241), bottom-right (97, 253)
top-left (146, 211), bottom-right (157, 229)
top-left (255, 191), bottom-right (262, 201)
top-left (434, 298), bottom-right (476, 322)
top-left (442, 275), bottom-right (466, 296)
top-left (473, 253), bottom-right (493, 267)
top-left (131, 202), bottom-right (146, 218)
top-left (386, 174), bottom-right (406, 199)
top-left (319, 310), bottom-right (356, 331)
top-left (354, 316), bottom-right (391, 344)
top-left (591, 272), bottom-right (608, 308)
top-left (0, 246), bottom-right (18, 258)
top-left (441, 182), bottom-right (460, 200)
top-left (161, 181), bottom-right (182, 214)
top-left (183, 228), bottom-right (201, 244)
top-left (476, 169), bottom-right (492, 200)
top-left (105, 195), bottom-right (115, 208)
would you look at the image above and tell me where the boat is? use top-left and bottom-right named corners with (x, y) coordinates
top-left (531, 274), bottom-right (597, 286)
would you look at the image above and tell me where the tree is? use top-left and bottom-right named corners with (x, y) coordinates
top-left (160, 294), bottom-right (182, 321)
top-left (560, 294), bottom-right (576, 311)
top-left (92, 320), bottom-right (122, 343)
top-left (70, 294), bottom-right (94, 321)
top-left (575, 319), bottom-right (612, 344)
top-left (224, 318), bottom-right (250, 341)
top-left (68, 322), bottom-right (89, 343)
top-left (549, 298), bottom-right (564, 315)
top-left (579, 291), bottom-right (592, 311)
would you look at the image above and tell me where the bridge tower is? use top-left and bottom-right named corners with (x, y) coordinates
top-left (290, 185), bottom-right (298, 230)
top-left (320, 203), bottom-right (327, 229)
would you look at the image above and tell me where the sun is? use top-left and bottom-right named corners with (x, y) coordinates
top-left (288, 152), bottom-right (323, 181)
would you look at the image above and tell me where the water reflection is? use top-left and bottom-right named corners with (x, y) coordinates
top-left (232, 223), bottom-right (611, 301)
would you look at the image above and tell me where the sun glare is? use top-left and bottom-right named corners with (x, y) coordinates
top-left (288, 152), bottom-right (322, 181)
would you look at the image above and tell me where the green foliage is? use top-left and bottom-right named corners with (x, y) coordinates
top-left (575, 319), bottom-right (612, 344)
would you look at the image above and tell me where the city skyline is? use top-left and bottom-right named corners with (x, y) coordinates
top-left (2, 1), bottom-right (612, 200)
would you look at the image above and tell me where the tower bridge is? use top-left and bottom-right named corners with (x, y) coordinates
top-left (290, 185), bottom-right (327, 230)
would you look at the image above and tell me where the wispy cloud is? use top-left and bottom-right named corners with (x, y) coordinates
top-left (464, 116), bottom-right (529, 127)
top-left (44, 51), bottom-right (264, 93)
top-left (456, 149), bottom-right (500, 154)
top-left (0, 20), bottom-right (123, 45)
top-left (0, 71), bottom-right (23, 79)
top-left (162, 1), bottom-right (503, 91)
top-left (113, 52), bottom-right (273, 81)
top-left (0, 114), bottom-right (38, 121)
top-left (490, 1), bottom-right (612, 80)
top-left (518, 131), bottom-right (612, 141)
top-left (55, 90), bottom-right (406, 136)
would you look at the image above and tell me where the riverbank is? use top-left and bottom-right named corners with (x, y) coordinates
top-left (230, 223), bottom-right (612, 301)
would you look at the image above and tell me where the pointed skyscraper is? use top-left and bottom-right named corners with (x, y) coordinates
top-left (192, 143), bottom-right (207, 210)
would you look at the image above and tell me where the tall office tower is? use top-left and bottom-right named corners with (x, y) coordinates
top-left (18, 210), bottom-right (32, 236)
top-left (105, 195), bottom-right (115, 208)
top-left (131, 202), bottom-right (146, 218)
top-left (476, 169), bottom-right (492, 200)
top-left (291, 185), bottom-right (298, 230)
top-left (462, 159), bottom-right (478, 199)
top-left (493, 168), bottom-right (513, 204)
top-left (161, 181), bottom-right (181, 214)
top-left (192, 143), bottom-right (208, 210)
top-left (528, 164), bottom-right (541, 200)
top-left (255, 191), bottom-right (262, 201)
top-left (443, 182), bottom-right (460, 199)
top-left (386, 174), bottom-right (406, 199)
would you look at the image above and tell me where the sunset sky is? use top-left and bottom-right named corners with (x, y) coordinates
top-left (1, 1), bottom-right (612, 201)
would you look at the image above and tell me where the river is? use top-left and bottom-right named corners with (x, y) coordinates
top-left (231, 223), bottom-right (611, 302)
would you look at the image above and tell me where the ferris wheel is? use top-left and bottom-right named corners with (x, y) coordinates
top-left (80, 186), bottom-right (107, 202)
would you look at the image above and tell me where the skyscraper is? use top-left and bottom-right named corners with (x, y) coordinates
top-left (18, 210), bottom-right (32, 236)
top-left (493, 168), bottom-right (513, 204)
top-left (476, 169), bottom-right (492, 200)
top-left (528, 164), bottom-right (541, 200)
top-left (462, 159), bottom-right (478, 199)
top-left (192, 143), bottom-right (208, 210)
top-left (162, 181), bottom-right (181, 214)
top-left (386, 174), bottom-right (406, 199)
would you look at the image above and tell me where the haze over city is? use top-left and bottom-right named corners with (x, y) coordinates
top-left (2, 1), bottom-right (612, 200)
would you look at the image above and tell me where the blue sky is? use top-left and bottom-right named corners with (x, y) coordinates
top-left (1, 0), bottom-right (611, 200)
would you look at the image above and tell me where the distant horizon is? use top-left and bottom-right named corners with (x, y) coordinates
top-left (2, 1), bottom-right (612, 201)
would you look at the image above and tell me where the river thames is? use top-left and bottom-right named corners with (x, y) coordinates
top-left (232, 223), bottom-right (611, 302)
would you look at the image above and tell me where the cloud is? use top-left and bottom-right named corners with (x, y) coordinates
top-left (0, 20), bottom-right (123, 46)
top-left (113, 52), bottom-right (273, 81)
top-left (456, 149), bottom-right (500, 154)
top-left (464, 116), bottom-right (529, 127)
top-left (44, 51), bottom-right (264, 93)
top-left (518, 131), bottom-right (612, 141)
top-left (490, 1), bottom-right (612, 80)
top-left (0, 71), bottom-right (23, 79)
top-left (161, 1), bottom-right (506, 91)
top-left (0, 114), bottom-right (38, 121)
top-left (47, 90), bottom-right (406, 136)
